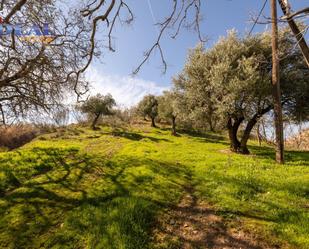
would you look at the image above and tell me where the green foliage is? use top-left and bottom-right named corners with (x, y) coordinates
top-left (158, 91), bottom-right (184, 121)
top-left (79, 94), bottom-right (116, 117)
top-left (158, 91), bottom-right (181, 135)
top-left (174, 28), bottom-right (309, 152)
top-left (78, 94), bottom-right (116, 129)
top-left (158, 91), bottom-right (175, 121)
top-left (177, 29), bottom-right (308, 125)
top-left (136, 95), bottom-right (158, 121)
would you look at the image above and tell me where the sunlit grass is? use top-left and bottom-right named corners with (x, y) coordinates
top-left (0, 124), bottom-right (308, 248)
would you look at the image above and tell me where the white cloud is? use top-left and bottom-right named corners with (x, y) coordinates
top-left (86, 66), bottom-right (168, 107)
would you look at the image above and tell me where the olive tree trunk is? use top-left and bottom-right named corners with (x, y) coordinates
top-left (238, 106), bottom-right (273, 154)
top-left (171, 116), bottom-right (177, 136)
top-left (91, 113), bottom-right (101, 130)
top-left (239, 118), bottom-right (258, 154)
top-left (227, 116), bottom-right (244, 152)
top-left (151, 117), bottom-right (156, 127)
top-left (208, 116), bottom-right (214, 132)
top-left (257, 124), bottom-right (262, 146)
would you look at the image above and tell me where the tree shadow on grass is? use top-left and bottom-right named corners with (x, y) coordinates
top-left (0, 147), bottom-right (190, 249)
top-left (285, 150), bottom-right (309, 166)
top-left (110, 130), bottom-right (171, 143)
top-left (153, 186), bottom-right (273, 249)
top-left (249, 144), bottom-right (309, 166)
top-left (176, 129), bottom-right (229, 145)
top-left (195, 170), bottom-right (309, 248)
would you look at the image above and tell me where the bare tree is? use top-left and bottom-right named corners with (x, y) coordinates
top-left (0, 0), bottom-right (95, 124)
top-left (79, 0), bottom-right (206, 74)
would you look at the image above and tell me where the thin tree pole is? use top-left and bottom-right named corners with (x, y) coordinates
top-left (271, 0), bottom-right (284, 164)
top-left (278, 0), bottom-right (309, 68)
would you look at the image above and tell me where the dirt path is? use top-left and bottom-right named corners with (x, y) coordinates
top-left (152, 186), bottom-right (275, 249)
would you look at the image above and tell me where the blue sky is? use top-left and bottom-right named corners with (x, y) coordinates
top-left (87, 0), bottom-right (308, 106)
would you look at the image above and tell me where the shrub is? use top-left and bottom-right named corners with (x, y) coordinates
top-left (0, 124), bottom-right (39, 150)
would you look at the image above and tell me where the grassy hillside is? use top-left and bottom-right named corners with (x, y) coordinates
top-left (0, 125), bottom-right (308, 248)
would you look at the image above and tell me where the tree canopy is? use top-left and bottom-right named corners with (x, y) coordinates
top-left (79, 94), bottom-right (116, 130)
top-left (137, 95), bottom-right (158, 127)
top-left (158, 91), bottom-right (180, 135)
top-left (174, 28), bottom-right (309, 154)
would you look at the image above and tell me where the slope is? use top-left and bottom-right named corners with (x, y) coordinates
top-left (0, 125), bottom-right (308, 248)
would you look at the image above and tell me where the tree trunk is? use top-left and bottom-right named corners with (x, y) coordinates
top-left (171, 116), bottom-right (176, 136)
top-left (208, 117), bottom-right (214, 132)
top-left (278, 0), bottom-right (309, 68)
top-left (91, 114), bottom-right (100, 130)
top-left (227, 116), bottom-right (244, 152)
top-left (207, 103), bottom-right (215, 132)
top-left (238, 106), bottom-right (273, 154)
top-left (271, 0), bottom-right (285, 164)
top-left (239, 117), bottom-right (258, 154)
top-left (261, 119), bottom-right (267, 139)
top-left (256, 124), bottom-right (262, 146)
top-left (151, 117), bottom-right (156, 127)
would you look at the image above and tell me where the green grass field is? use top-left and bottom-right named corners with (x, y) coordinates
top-left (0, 125), bottom-right (308, 248)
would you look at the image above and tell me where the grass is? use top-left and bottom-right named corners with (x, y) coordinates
top-left (0, 124), bottom-right (308, 248)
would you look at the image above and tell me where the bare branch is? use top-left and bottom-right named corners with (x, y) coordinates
top-left (4, 0), bottom-right (28, 23)
top-left (80, 0), bottom-right (206, 75)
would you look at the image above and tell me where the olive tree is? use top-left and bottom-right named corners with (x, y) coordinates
top-left (158, 91), bottom-right (180, 135)
top-left (137, 95), bottom-right (158, 127)
top-left (79, 94), bottom-right (116, 130)
top-left (175, 29), bottom-right (309, 154)
top-left (173, 45), bottom-right (220, 132)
